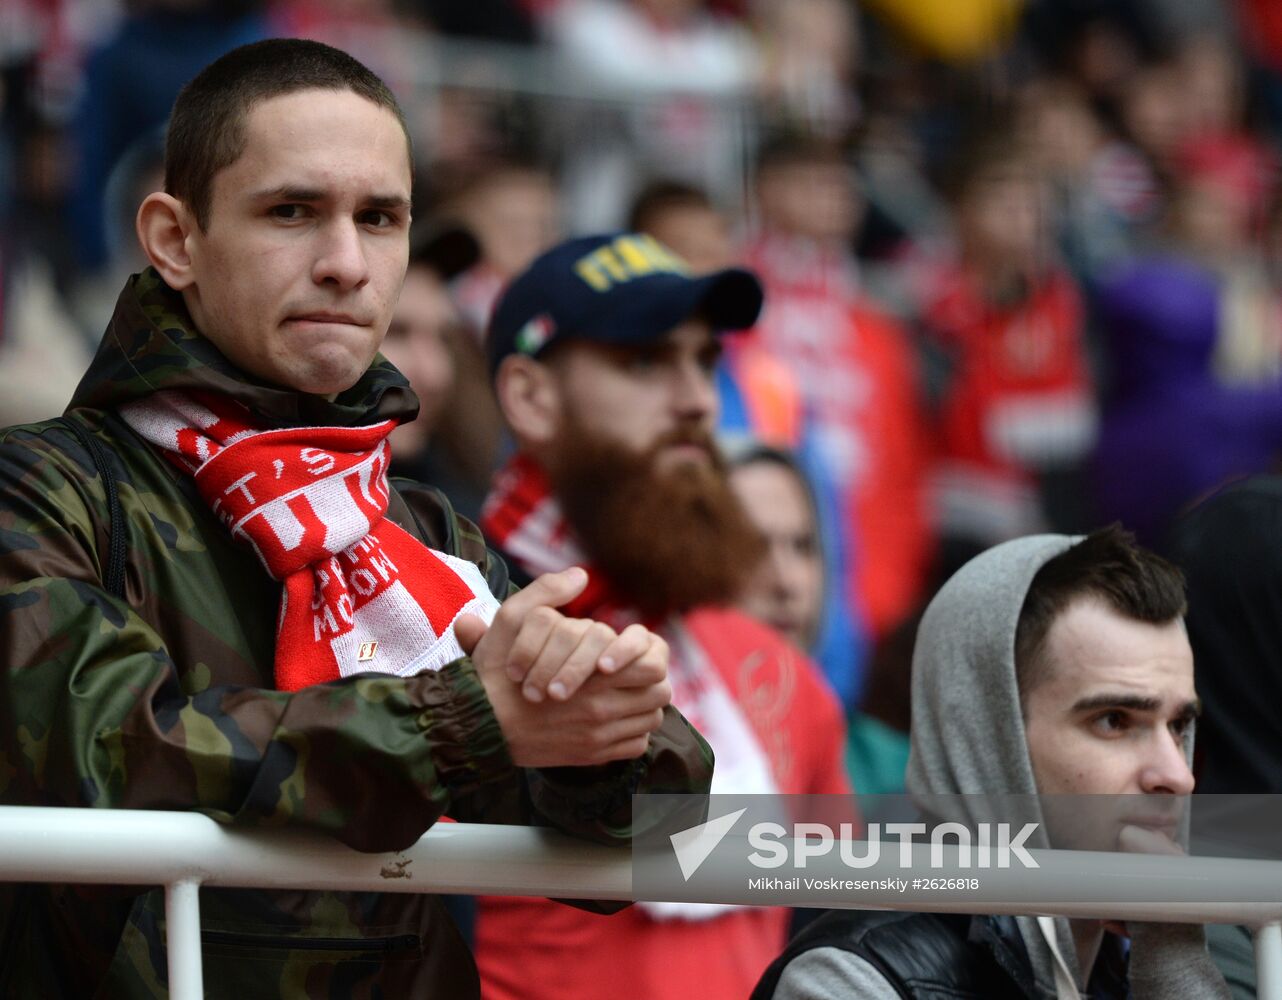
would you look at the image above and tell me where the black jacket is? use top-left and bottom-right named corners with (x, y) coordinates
top-left (752, 909), bottom-right (1129, 1000)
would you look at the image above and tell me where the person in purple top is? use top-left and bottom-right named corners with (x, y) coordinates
top-left (1092, 254), bottom-right (1282, 547)
top-left (1093, 130), bottom-right (1282, 547)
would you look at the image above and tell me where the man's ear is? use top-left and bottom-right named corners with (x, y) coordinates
top-left (495, 354), bottom-right (561, 446)
top-left (136, 192), bottom-right (197, 290)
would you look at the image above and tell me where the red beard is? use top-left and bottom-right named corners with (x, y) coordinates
top-left (546, 416), bottom-right (766, 619)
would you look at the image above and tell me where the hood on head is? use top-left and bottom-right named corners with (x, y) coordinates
top-left (906, 534), bottom-right (1075, 800)
top-left (905, 534), bottom-right (1084, 994)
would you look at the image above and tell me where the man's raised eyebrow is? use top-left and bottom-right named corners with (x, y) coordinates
top-left (1071, 693), bottom-right (1160, 714)
top-left (247, 187), bottom-right (410, 210)
top-left (1071, 693), bottom-right (1203, 718)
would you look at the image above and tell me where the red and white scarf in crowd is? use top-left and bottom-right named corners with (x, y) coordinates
top-left (483, 454), bottom-right (777, 921)
top-left (122, 390), bottom-right (500, 691)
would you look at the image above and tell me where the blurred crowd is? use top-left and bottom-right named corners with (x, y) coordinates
top-left (7, 0), bottom-right (1282, 790)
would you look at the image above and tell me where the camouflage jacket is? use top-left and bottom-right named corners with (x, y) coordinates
top-left (0, 269), bottom-right (714, 998)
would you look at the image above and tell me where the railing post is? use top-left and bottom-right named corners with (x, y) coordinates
top-left (1257, 921), bottom-right (1282, 1000)
top-left (166, 879), bottom-right (204, 1000)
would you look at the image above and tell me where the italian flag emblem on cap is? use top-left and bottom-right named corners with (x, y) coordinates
top-left (516, 314), bottom-right (556, 355)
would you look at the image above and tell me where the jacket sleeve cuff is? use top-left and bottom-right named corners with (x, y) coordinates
top-left (411, 658), bottom-right (515, 798)
top-left (524, 707), bottom-right (715, 845)
top-left (526, 758), bottom-right (648, 835)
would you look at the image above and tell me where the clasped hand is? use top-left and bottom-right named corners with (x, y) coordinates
top-left (454, 567), bottom-right (672, 767)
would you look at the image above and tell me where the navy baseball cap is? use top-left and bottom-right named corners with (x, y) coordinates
top-left (486, 232), bottom-right (764, 376)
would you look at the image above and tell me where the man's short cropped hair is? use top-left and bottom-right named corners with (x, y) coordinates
top-left (165, 38), bottom-right (411, 230)
top-left (627, 179), bottom-right (714, 234)
top-left (1014, 524), bottom-right (1187, 700)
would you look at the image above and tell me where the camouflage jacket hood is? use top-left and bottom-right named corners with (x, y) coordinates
top-left (0, 270), bottom-right (714, 998)
top-left (70, 266), bottom-right (421, 428)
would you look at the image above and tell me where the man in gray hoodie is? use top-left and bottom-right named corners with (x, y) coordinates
top-left (754, 526), bottom-right (1231, 999)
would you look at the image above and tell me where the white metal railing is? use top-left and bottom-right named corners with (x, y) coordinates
top-left (0, 805), bottom-right (1278, 999)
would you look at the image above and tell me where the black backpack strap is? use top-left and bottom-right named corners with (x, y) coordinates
top-left (388, 479), bottom-right (516, 599)
top-left (59, 414), bottom-right (127, 601)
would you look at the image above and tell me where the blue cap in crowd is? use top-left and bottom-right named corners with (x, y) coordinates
top-left (486, 232), bottom-right (764, 376)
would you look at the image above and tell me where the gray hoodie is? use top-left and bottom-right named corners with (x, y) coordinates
top-left (774, 535), bottom-right (1229, 999)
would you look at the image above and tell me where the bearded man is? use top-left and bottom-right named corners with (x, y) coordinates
top-left (473, 232), bottom-right (851, 1000)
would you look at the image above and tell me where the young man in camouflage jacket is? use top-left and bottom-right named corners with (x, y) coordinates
top-left (0, 40), bottom-right (712, 997)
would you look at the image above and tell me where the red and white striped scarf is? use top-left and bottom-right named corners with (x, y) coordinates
top-left (481, 453), bottom-right (621, 622)
top-left (122, 390), bottom-right (500, 691)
